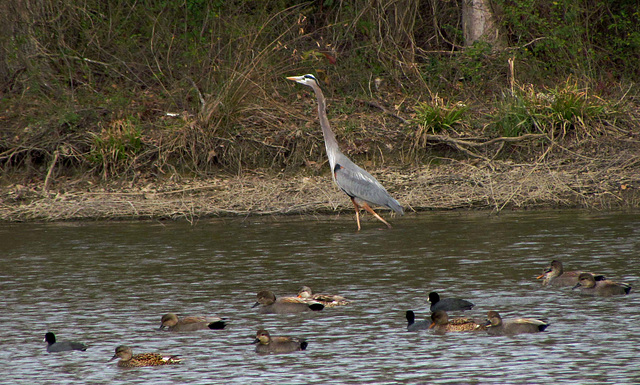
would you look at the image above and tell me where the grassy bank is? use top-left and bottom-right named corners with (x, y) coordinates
top-left (1, 1), bottom-right (639, 220)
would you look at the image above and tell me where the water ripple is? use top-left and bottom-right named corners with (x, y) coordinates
top-left (1, 210), bottom-right (639, 384)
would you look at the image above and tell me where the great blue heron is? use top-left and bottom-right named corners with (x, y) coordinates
top-left (286, 74), bottom-right (404, 230)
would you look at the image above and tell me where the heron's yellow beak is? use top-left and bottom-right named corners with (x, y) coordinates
top-left (286, 76), bottom-right (304, 82)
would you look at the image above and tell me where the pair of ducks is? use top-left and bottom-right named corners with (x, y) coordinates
top-left (109, 313), bottom-right (231, 366)
top-left (406, 310), bottom-right (549, 336)
top-left (406, 293), bottom-right (549, 336)
top-left (105, 313), bottom-right (230, 367)
top-left (252, 286), bottom-right (350, 314)
top-left (108, 328), bottom-right (309, 367)
top-left (537, 260), bottom-right (632, 296)
top-left (106, 312), bottom-right (230, 366)
top-left (107, 328), bottom-right (309, 367)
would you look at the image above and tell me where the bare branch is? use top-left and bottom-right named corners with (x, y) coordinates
top-left (43, 149), bottom-right (60, 192)
top-left (356, 99), bottom-right (409, 124)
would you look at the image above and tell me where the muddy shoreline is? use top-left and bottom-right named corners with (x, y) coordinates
top-left (2, 154), bottom-right (639, 222)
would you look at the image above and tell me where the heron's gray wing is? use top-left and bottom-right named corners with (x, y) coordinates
top-left (334, 161), bottom-right (403, 214)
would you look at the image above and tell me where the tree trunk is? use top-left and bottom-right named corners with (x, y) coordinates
top-left (462, 0), bottom-right (503, 47)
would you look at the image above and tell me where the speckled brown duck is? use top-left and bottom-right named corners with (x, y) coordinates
top-left (537, 260), bottom-right (605, 287)
top-left (253, 329), bottom-right (308, 354)
top-left (253, 290), bottom-right (324, 314)
top-left (297, 286), bottom-right (350, 307)
top-left (428, 310), bottom-right (484, 334)
top-left (572, 273), bottom-right (631, 296)
top-left (158, 313), bottom-right (227, 332)
top-left (109, 345), bottom-right (182, 367)
top-left (485, 311), bottom-right (549, 336)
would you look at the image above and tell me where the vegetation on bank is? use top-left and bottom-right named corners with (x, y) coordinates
top-left (1, 0), bottom-right (639, 187)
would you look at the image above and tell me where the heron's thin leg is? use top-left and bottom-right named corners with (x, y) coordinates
top-left (350, 197), bottom-right (361, 231)
top-left (361, 202), bottom-right (393, 229)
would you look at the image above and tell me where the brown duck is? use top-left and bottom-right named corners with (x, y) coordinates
top-left (109, 345), bottom-right (182, 368)
top-left (253, 329), bottom-right (308, 354)
top-left (485, 311), bottom-right (549, 336)
top-left (429, 310), bottom-right (484, 334)
top-left (297, 286), bottom-right (350, 307)
top-left (573, 273), bottom-right (631, 296)
top-left (158, 313), bottom-right (226, 331)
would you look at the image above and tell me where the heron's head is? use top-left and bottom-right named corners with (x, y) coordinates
top-left (286, 74), bottom-right (319, 87)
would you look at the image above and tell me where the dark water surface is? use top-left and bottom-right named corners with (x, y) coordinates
top-left (1, 211), bottom-right (639, 384)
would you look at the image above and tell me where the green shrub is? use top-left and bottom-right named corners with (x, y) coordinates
top-left (411, 97), bottom-right (468, 147)
top-left (88, 119), bottom-right (143, 178)
top-left (413, 98), bottom-right (468, 133)
top-left (491, 81), bottom-right (613, 138)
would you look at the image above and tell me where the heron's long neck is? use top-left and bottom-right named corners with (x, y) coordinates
top-left (313, 85), bottom-right (340, 168)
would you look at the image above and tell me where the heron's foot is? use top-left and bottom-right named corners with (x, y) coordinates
top-left (361, 202), bottom-right (393, 229)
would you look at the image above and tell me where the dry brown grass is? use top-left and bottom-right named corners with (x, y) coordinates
top-left (2, 137), bottom-right (639, 222)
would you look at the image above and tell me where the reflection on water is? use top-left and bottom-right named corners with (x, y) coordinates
top-left (1, 210), bottom-right (639, 384)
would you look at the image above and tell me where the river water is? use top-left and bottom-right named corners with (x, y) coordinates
top-left (1, 210), bottom-right (639, 384)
